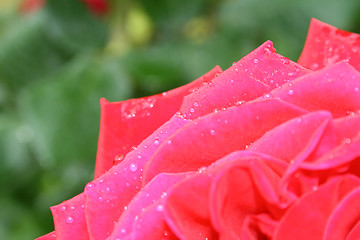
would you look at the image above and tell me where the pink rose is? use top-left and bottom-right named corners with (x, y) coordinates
top-left (37, 19), bottom-right (360, 240)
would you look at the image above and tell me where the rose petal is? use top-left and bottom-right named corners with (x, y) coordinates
top-left (347, 220), bottom-right (360, 240)
top-left (209, 159), bottom-right (279, 239)
top-left (130, 202), bottom-right (178, 240)
top-left (242, 214), bottom-right (278, 239)
top-left (50, 193), bottom-right (88, 240)
top-left (249, 111), bottom-right (335, 165)
top-left (298, 18), bottom-right (360, 71)
top-left (180, 41), bottom-right (311, 119)
top-left (323, 186), bottom-right (360, 240)
top-left (274, 175), bottom-right (360, 240)
top-left (143, 99), bottom-right (307, 183)
top-left (164, 174), bottom-right (219, 240)
top-left (301, 133), bottom-right (360, 170)
top-left (271, 61), bottom-right (360, 118)
top-left (35, 231), bottom-right (57, 240)
top-left (334, 114), bottom-right (360, 143)
top-left (108, 172), bottom-right (191, 239)
top-left (85, 116), bottom-right (189, 240)
top-left (95, 66), bottom-right (221, 178)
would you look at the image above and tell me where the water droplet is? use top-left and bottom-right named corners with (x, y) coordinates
top-left (85, 183), bottom-right (94, 192)
top-left (193, 101), bottom-right (199, 107)
top-left (106, 187), bottom-right (110, 192)
top-left (287, 89), bottom-right (294, 95)
top-left (190, 108), bottom-right (195, 113)
top-left (121, 228), bottom-right (126, 234)
top-left (124, 206), bottom-right (128, 210)
top-left (154, 139), bottom-right (160, 145)
top-left (161, 192), bottom-right (167, 198)
top-left (66, 216), bottom-right (74, 224)
top-left (263, 93), bottom-right (272, 99)
top-left (70, 206), bottom-right (75, 211)
top-left (343, 138), bottom-right (351, 144)
top-left (162, 92), bottom-right (167, 96)
top-left (167, 140), bottom-right (172, 145)
top-left (60, 205), bottom-right (67, 212)
top-left (254, 58), bottom-right (259, 64)
top-left (137, 155), bottom-right (142, 159)
top-left (281, 57), bottom-right (290, 64)
top-left (210, 129), bottom-right (215, 135)
top-left (234, 67), bottom-right (239, 72)
top-left (198, 166), bottom-right (206, 173)
top-left (156, 205), bottom-right (164, 212)
top-left (355, 87), bottom-right (359, 92)
top-left (130, 163), bottom-right (138, 172)
top-left (98, 197), bottom-right (103, 202)
top-left (311, 63), bottom-right (319, 69)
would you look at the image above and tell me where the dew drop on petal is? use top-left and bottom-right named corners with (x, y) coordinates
top-left (281, 57), bottom-right (290, 64)
top-left (130, 163), bottom-right (138, 172)
top-left (254, 58), bottom-right (259, 64)
top-left (355, 87), bottom-right (359, 92)
top-left (343, 138), bottom-right (351, 144)
top-left (210, 129), bottom-right (215, 135)
top-left (287, 89), bottom-right (294, 95)
top-left (66, 216), bottom-right (74, 224)
top-left (156, 205), bottom-right (164, 212)
top-left (193, 101), bottom-right (199, 107)
top-left (154, 139), bottom-right (160, 145)
top-left (190, 108), bottom-right (195, 113)
top-left (167, 140), bottom-right (172, 145)
top-left (263, 93), bottom-right (272, 99)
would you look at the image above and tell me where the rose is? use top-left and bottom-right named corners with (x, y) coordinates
top-left (36, 18), bottom-right (360, 240)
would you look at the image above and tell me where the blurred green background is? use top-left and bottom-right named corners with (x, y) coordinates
top-left (1, 0), bottom-right (360, 239)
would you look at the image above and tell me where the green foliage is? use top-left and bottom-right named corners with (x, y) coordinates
top-left (1, 0), bottom-right (360, 239)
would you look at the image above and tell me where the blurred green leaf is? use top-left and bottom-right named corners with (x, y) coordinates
top-left (19, 52), bottom-right (132, 168)
top-left (45, 0), bottom-right (108, 54)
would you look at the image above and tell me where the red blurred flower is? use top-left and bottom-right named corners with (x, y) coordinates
top-left (19, 0), bottom-right (108, 15)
